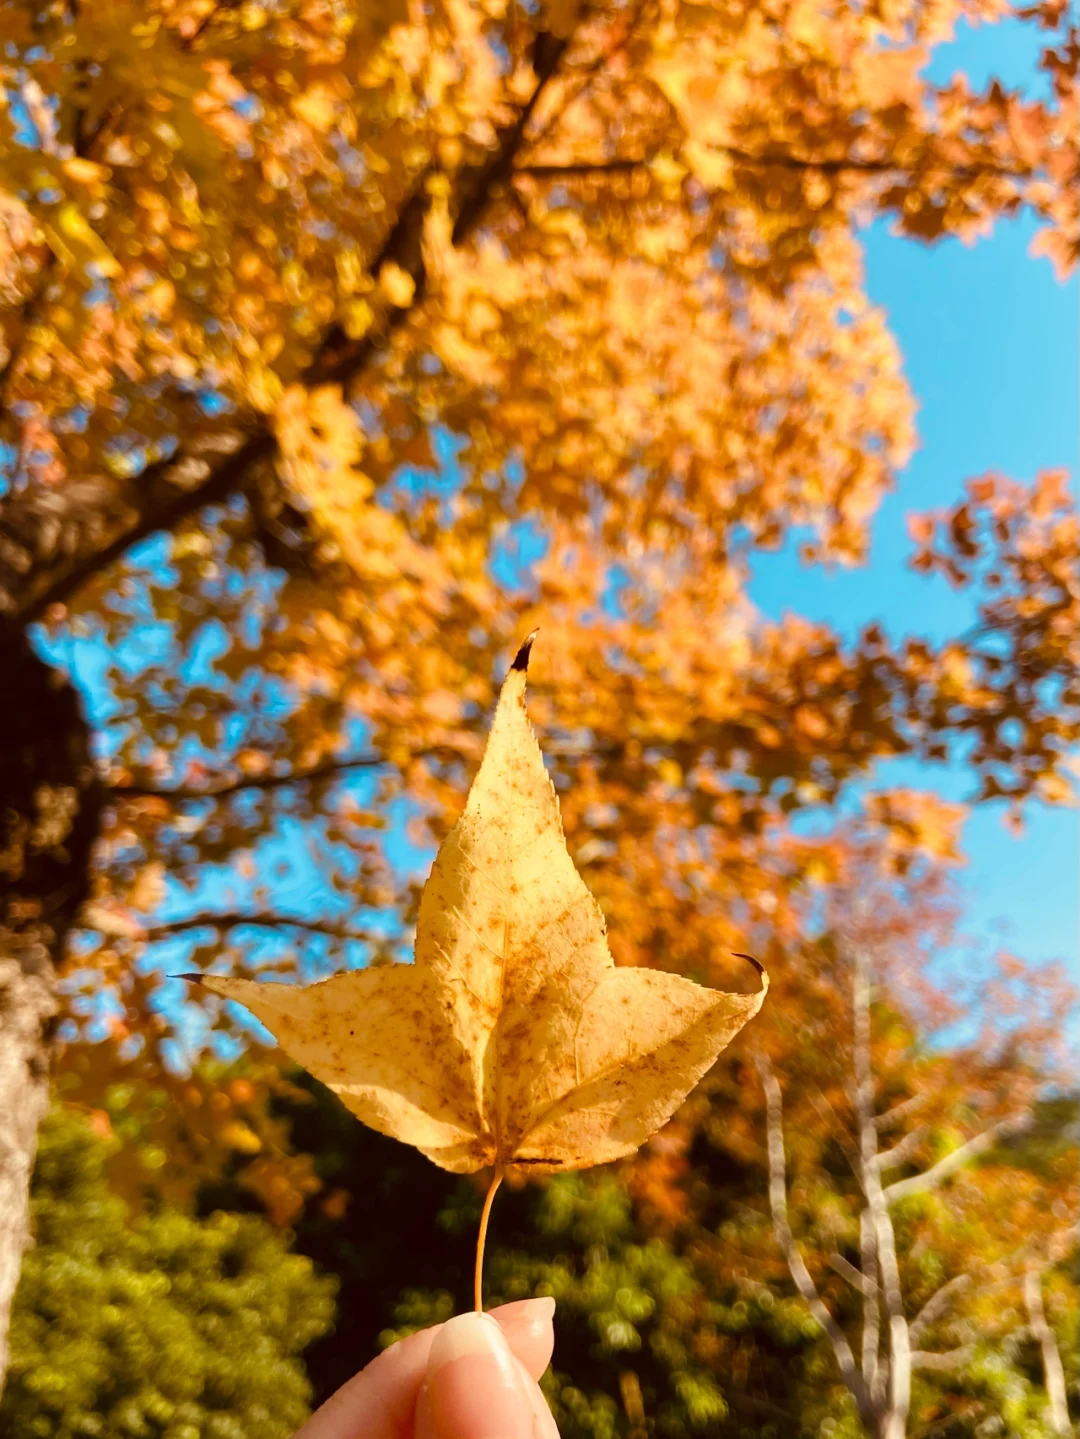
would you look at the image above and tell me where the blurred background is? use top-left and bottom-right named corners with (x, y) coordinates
top-left (0, 0), bottom-right (1076, 1435)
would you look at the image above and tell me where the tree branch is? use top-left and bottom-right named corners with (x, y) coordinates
top-left (1024, 1266), bottom-right (1071, 1438)
top-left (514, 146), bottom-right (1031, 183)
top-left (874, 1126), bottom-right (927, 1172)
top-left (106, 737), bottom-right (617, 804)
top-left (883, 1112), bottom-right (1033, 1205)
top-left (515, 159), bottom-right (645, 178)
top-left (860, 1207), bottom-right (883, 1405)
top-left (853, 948), bottom-right (910, 1439)
top-left (829, 1252), bottom-right (881, 1298)
top-left (908, 1274), bottom-right (973, 1347)
top-left (142, 913), bottom-right (370, 943)
top-left (717, 145), bottom-right (1028, 181)
top-left (756, 1053), bottom-right (875, 1424)
top-left (852, 950), bottom-right (885, 1408)
top-left (108, 752), bottom-right (395, 802)
top-left (875, 1093), bottom-right (929, 1133)
top-left (909, 1346), bottom-right (975, 1372)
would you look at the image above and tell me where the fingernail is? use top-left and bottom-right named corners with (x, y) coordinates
top-left (501, 1295), bottom-right (555, 1336)
top-left (427, 1311), bottom-right (534, 1439)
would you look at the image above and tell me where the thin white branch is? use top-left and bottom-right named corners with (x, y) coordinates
top-left (854, 950), bottom-right (910, 1439)
top-left (829, 1252), bottom-right (881, 1298)
top-left (861, 1208), bottom-right (884, 1406)
top-left (1024, 1267), bottom-right (1071, 1438)
top-left (875, 1092), bottom-right (929, 1133)
top-left (910, 1346), bottom-right (975, 1372)
top-left (909, 1274), bottom-right (973, 1347)
top-left (875, 1126), bottom-right (927, 1172)
top-left (756, 1054), bottom-right (875, 1424)
top-left (852, 952), bottom-right (885, 1409)
top-left (884, 1113), bottom-right (1033, 1205)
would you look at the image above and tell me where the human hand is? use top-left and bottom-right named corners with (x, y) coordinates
top-left (293, 1299), bottom-right (559, 1439)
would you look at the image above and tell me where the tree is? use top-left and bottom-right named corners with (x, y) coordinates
top-left (747, 872), bottom-right (1078, 1439)
top-left (2, 1103), bottom-right (335, 1439)
top-left (0, 0), bottom-right (1076, 1390)
top-left (757, 1074), bottom-right (1078, 1439)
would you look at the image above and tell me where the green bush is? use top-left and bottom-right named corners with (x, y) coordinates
top-left (2, 1107), bottom-right (335, 1439)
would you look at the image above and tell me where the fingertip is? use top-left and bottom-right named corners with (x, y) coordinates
top-left (425, 1311), bottom-right (534, 1439)
top-left (504, 1296), bottom-right (556, 1324)
top-left (490, 1297), bottom-right (556, 1380)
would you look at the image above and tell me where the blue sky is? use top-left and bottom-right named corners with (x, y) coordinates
top-left (750, 18), bottom-right (1078, 975)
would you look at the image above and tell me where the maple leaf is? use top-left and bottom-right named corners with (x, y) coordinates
top-left (189, 637), bottom-right (766, 1185)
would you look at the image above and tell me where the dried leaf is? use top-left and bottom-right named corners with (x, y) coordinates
top-left (193, 637), bottom-right (767, 1175)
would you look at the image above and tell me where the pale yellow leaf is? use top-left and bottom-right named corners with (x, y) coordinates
top-left (195, 638), bottom-right (766, 1175)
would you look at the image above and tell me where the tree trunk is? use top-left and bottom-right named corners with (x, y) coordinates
top-left (1024, 1266), bottom-right (1071, 1438)
top-left (0, 628), bottom-right (100, 1393)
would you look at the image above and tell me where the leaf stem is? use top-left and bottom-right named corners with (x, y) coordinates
top-left (474, 1165), bottom-right (504, 1312)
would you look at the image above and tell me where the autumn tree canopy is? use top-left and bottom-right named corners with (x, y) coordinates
top-left (0, 0), bottom-right (1076, 1419)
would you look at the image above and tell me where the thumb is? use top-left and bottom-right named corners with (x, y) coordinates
top-left (415, 1309), bottom-right (558, 1439)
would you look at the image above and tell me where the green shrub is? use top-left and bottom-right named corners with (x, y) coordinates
top-left (3, 1107), bottom-right (335, 1439)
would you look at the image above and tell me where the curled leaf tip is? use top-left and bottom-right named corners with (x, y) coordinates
top-left (176, 972), bottom-right (205, 984)
top-left (732, 951), bottom-right (766, 983)
top-left (511, 630), bottom-right (538, 673)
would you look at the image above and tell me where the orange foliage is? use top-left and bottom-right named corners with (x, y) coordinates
top-left (0, 0), bottom-right (1071, 1292)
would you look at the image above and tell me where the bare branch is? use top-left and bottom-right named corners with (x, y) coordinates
top-left (875, 1093), bottom-right (930, 1133)
top-left (514, 145), bottom-right (1031, 183)
top-left (829, 1252), bottom-right (881, 1298)
top-left (78, 909), bottom-right (370, 944)
top-left (756, 1053), bottom-right (874, 1422)
top-left (860, 1208), bottom-right (883, 1406)
top-left (715, 145), bottom-right (1028, 181)
top-left (908, 1274), bottom-right (974, 1347)
top-left (910, 1346), bottom-right (975, 1372)
top-left (1024, 1267), bottom-right (1071, 1438)
top-left (106, 739), bottom-right (616, 804)
top-left (852, 951), bottom-right (885, 1407)
top-left (108, 752), bottom-right (394, 803)
top-left (143, 913), bottom-right (369, 943)
top-left (884, 1112), bottom-right (1033, 1205)
top-left (875, 1126), bottom-right (927, 1172)
top-left (515, 159), bottom-right (645, 178)
top-left (853, 949), bottom-right (910, 1439)
top-left (909, 1236), bottom-right (1073, 1350)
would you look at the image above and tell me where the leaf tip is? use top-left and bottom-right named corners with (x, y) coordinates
top-left (511, 629), bottom-right (538, 673)
top-left (175, 972), bottom-right (205, 985)
top-left (731, 951), bottom-right (766, 986)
